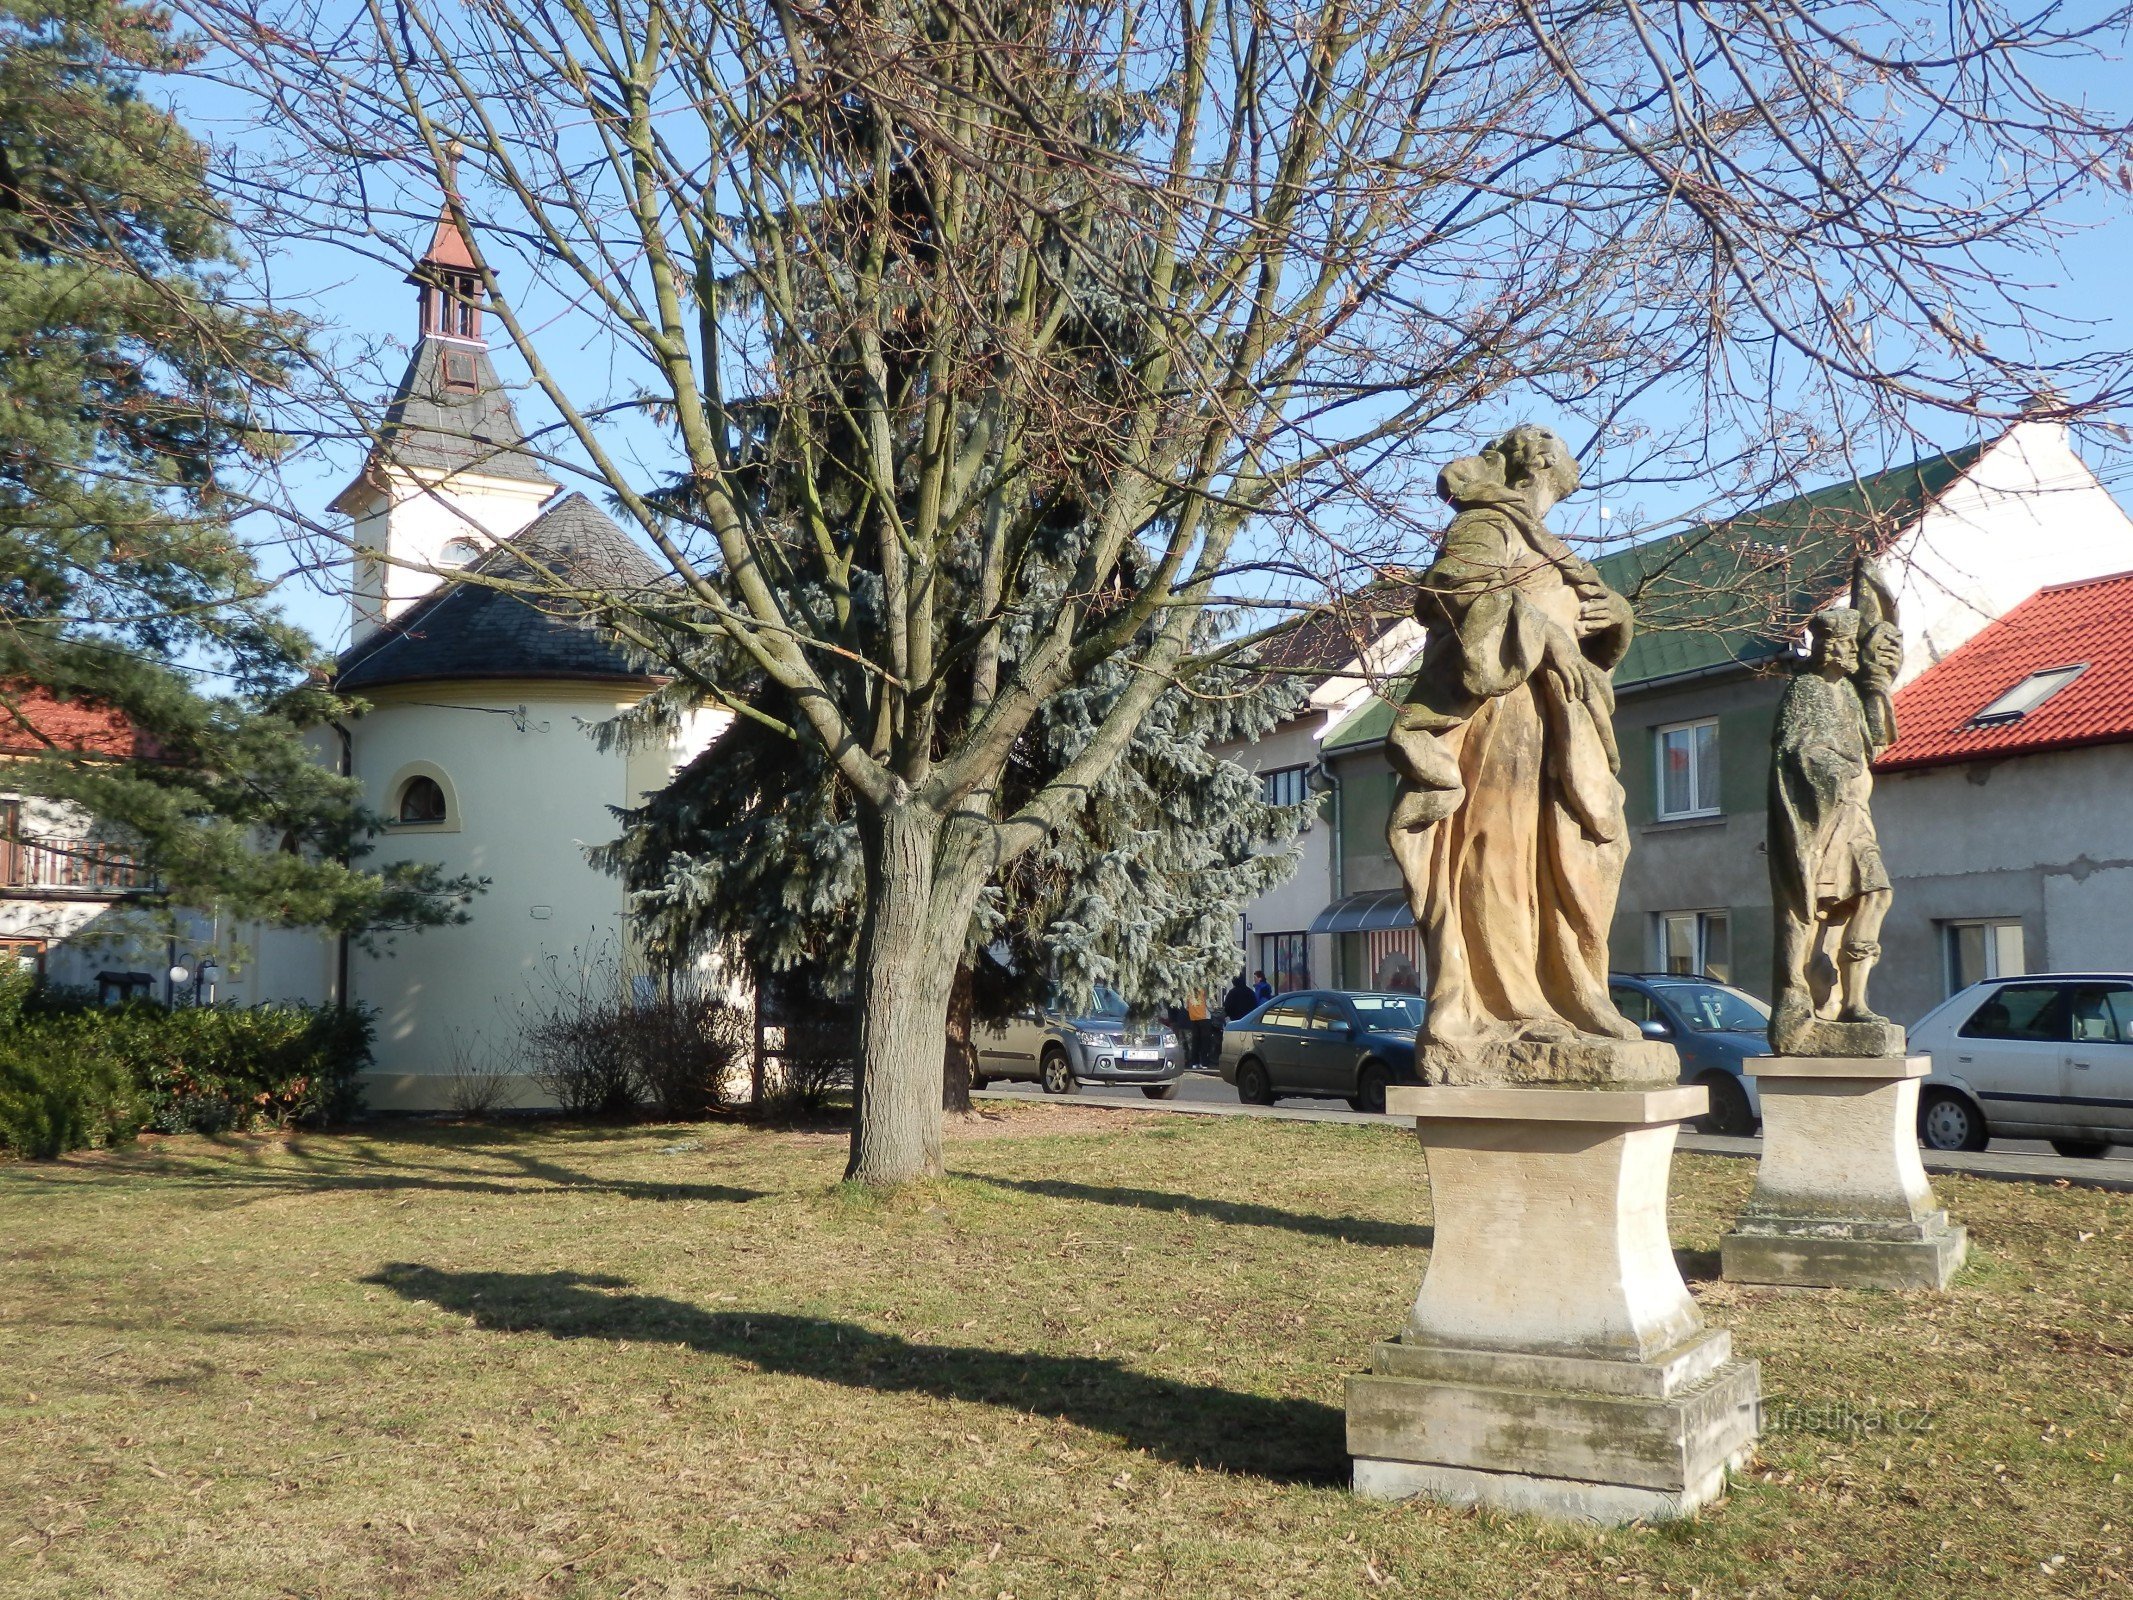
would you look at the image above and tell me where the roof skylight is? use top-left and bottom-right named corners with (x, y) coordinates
top-left (1969, 664), bottom-right (2087, 726)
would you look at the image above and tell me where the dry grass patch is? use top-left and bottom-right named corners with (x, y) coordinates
top-left (1, 1103), bottom-right (2128, 1598)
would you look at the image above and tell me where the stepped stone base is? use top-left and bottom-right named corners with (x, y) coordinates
top-left (1349, 1331), bottom-right (1761, 1522)
top-left (1352, 1083), bottom-right (1761, 1523)
top-left (1722, 1055), bottom-right (1968, 1291)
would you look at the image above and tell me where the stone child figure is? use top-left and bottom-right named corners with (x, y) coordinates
top-left (1767, 561), bottom-right (1904, 1056)
top-left (1385, 425), bottom-right (1643, 1071)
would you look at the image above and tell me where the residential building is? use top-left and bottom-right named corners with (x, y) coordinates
top-left (1214, 589), bottom-right (1424, 993)
top-left (0, 688), bottom-right (165, 999)
top-left (1869, 569), bottom-right (2133, 1022)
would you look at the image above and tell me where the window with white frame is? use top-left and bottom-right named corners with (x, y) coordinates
top-left (1260, 764), bottom-right (1310, 809)
top-left (1944, 919), bottom-right (2025, 995)
top-left (1656, 911), bottom-right (1730, 983)
top-left (1655, 719), bottom-right (1721, 819)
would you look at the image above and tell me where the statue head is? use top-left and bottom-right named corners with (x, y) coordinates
top-left (1435, 424), bottom-right (1581, 517)
top-left (1809, 606), bottom-right (1862, 677)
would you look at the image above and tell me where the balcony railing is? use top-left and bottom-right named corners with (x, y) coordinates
top-left (2, 834), bottom-right (153, 896)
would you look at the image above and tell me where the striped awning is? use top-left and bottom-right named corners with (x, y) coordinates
top-left (1308, 887), bottom-right (1415, 935)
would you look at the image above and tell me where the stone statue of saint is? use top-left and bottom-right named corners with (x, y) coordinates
top-left (1386, 424), bottom-right (1649, 1079)
top-left (1767, 560), bottom-right (1904, 1056)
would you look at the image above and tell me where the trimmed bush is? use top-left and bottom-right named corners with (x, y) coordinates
top-left (0, 972), bottom-right (372, 1157)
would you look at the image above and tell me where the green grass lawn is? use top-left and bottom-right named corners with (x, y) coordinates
top-left (2, 1105), bottom-right (2129, 1598)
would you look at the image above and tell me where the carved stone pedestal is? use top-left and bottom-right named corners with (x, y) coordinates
top-left (1721, 1056), bottom-right (1968, 1291)
top-left (1348, 1085), bottom-right (1761, 1523)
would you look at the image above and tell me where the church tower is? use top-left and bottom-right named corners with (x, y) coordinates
top-left (330, 202), bottom-right (558, 641)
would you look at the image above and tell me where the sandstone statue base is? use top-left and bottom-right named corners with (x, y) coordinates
top-left (1349, 1082), bottom-right (1761, 1523)
top-left (1769, 1014), bottom-right (1907, 1059)
top-left (1417, 1036), bottom-right (1681, 1088)
top-left (1721, 1055), bottom-right (1968, 1291)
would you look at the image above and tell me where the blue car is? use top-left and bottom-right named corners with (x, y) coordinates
top-left (1217, 989), bottom-right (1424, 1112)
top-left (1607, 973), bottom-right (1772, 1136)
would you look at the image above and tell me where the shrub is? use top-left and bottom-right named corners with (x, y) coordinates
top-left (624, 991), bottom-right (752, 1120)
top-left (518, 952), bottom-right (750, 1119)
top-left (0, 972), bottom-right (372, 1157)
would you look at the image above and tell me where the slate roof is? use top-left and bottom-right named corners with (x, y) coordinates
top-left (335, 494), bottom-right (666, 692)
top-left (1597, 442), bottom-right (1987, 689)
top-left (1876, 569), bottom-right (2133, 771)
top-left (335, 337), bottom-right (557, 499)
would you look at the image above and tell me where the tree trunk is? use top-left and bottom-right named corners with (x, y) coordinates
top-left (943, 962), bottom-right (976, 1114)
top-left (846, 804), bottom-right (959, 1184)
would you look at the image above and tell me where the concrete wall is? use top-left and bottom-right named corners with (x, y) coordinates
top-left (1873, 744), bottom-right (2133, 1024)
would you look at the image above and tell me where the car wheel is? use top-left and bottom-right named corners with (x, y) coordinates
top-left (1348, 1061), bottom-right (1392, 1114)
top-left (969, 1071), bottom-right (990, 1091)
top-left (2049, 1138), bottom-right (2112, 1159)
top-left (1919, 1088), bottom-right (1988, 1152)
top-left (1235, 1057), bottom-right (1275, 1106)
top-left (1040, 1049), bottom-right (1076, 1096)
top-left (1694, 1072), bottom-right (1756, 1138)
top-left (1142, 1082), bottom-right (1181, 1101)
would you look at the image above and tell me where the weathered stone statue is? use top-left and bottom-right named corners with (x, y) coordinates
top-left (1385, 424), bottom-right (1660, 1084)
top-left (1767, 560), bottom-right (1904, 1057)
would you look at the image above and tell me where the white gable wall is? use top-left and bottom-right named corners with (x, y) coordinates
top-left (1887, 422), bottom-right (2133, 685)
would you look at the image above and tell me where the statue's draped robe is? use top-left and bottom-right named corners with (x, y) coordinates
top-left (1388, 488), bottom-right (1641, 1048)
top-left (1767, 673), bottom-right (1891, 929)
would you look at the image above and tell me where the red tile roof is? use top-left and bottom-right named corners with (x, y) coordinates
top-left (1878, 569), bottom-right (2133, 771)
top-left (0, 686), bottom-right (147, 760)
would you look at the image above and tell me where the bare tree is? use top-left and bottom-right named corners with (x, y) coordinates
top-left (185, 0), bottom-right (2131, 1183)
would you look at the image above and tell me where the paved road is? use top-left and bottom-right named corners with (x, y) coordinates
top-left (974, 1069), bottom-right (2133, 1191)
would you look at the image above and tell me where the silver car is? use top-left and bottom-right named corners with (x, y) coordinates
top-left (971, 986), bottom-right (1188, 1098)
top-left (1911, 973), bottom-right (2133, 1157)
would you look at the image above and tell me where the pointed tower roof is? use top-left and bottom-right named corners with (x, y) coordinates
top-left (329, 197), bottom-right (557, 511)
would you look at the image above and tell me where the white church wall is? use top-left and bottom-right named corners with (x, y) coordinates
top-left (343, 680), bottom-right (653, 1109)
top-left (346, 469), bottom-right (555, 639)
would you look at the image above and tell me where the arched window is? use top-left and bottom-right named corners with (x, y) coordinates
top-left (398, 775), bottom-right (448, 825)
top-left (437, 538), bottom-right (482, 569)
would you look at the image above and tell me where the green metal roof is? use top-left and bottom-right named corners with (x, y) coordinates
top-left (1597, 443), bottom-right (1986, 688)
top-left (1321, 689), bottom-right (1399, 755)
top-left (1311, 441), bottom-right (1990, 747)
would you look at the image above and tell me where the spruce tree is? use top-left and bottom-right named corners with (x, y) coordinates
top-left (602, 613), bottom-right (1308, 1109)
top-left (0, 0), bottom-right (466, 936)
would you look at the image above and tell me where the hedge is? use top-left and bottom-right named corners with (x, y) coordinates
top-left (0, 971), bottom-right (372, 1159)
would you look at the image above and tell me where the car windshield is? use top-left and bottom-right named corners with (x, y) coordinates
top-left (1348, 994), bottom-right (1423, 1029)
top-left (1088, 987), bottom-right (1129, 1020)
top-left (1649, 981), bottom-right (1769, 1034)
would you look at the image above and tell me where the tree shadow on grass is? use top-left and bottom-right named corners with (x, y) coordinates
top-left (20, 1137), bottom-right (764, 1207)
top-left (962, 1173), bottom-right (1432, 1250)
top-left (368, 1262), bottom-right (1346, 1486)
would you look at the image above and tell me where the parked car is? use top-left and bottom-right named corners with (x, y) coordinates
top-left (1217, 989), bottom-right (1423, 1112)
top-left (1910, 974), bottom-right (2133, 1156)
top-left (1607, 973), bottom-right (1772, 1137)
top-left (971, 986), bottom-right (1188, 1098)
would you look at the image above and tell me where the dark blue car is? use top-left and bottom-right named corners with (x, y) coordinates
top-left (1607, 973), bottom-right (1772, 1136)
top-left (1217, 989), bottom-right (1423, 1112)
